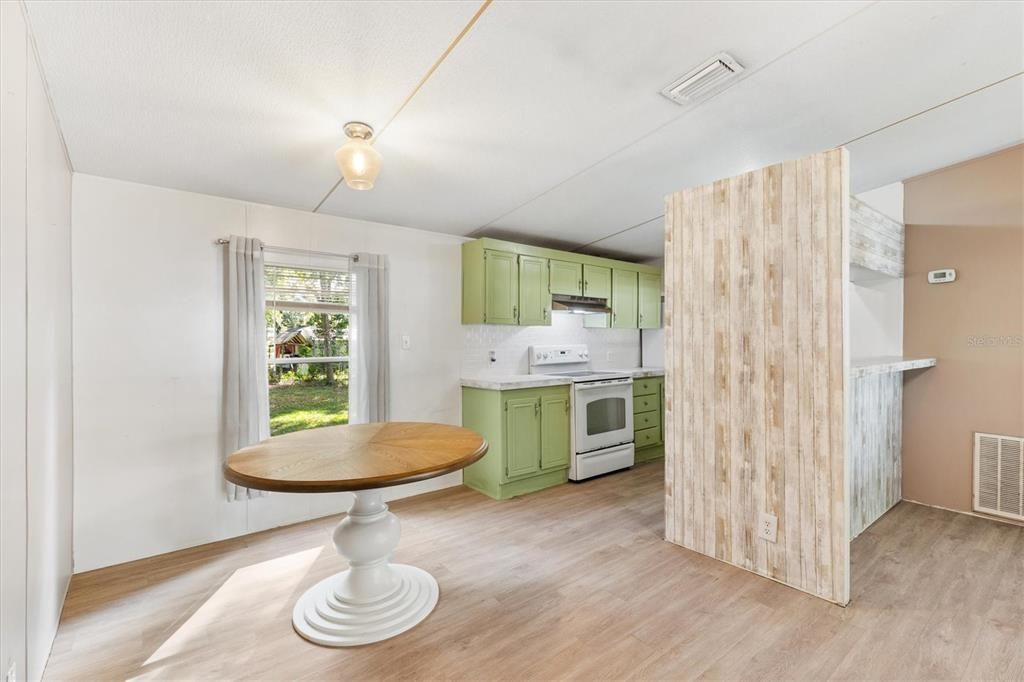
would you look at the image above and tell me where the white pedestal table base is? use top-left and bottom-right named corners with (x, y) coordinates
top-left (291, 489), bottom-right (439, 647)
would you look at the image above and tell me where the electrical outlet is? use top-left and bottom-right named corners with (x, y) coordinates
top-left (758, 512), bottom-right (778, 543)
top-left (6, 659), bottom-right (16, 682)
top-left (488, 350), bottom-right (497, 363)
top-left (401, 335), bottom-right (411, 350)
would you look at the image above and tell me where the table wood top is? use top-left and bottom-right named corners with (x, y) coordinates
top-left (224, 422), bottom-right (488, 493)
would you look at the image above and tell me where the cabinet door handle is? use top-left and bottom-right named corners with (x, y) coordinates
top-left (543, 307), bottom-right (547, 320)
top-left (534, 402), bottom-right (539, 416)
top-left (513, 305), bottom-right (518, 321)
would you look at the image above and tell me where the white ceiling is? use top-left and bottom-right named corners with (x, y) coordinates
top-left (25, 0), bottom-right (1024, 260)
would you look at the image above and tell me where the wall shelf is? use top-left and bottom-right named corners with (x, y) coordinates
top-left (849, 196), bottom-right (904, 280)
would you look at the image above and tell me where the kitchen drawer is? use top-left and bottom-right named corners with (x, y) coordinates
top-left (633, 394), bottom-right (659, 414)
top-left (634, 377), bottom-right (661, 397)
top-left (633, 409), bottom-right (661, 433)
top-left (635, 425), bottom-right (662, 449)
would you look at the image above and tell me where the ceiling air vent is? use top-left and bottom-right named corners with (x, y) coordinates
top-left (975, 432), bottom-right (1024, 522)
top-left (660, 53), bottom-right (745, 106)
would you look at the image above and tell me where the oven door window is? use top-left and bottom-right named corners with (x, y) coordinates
top-left (585, 397), bottom-right (627, 435)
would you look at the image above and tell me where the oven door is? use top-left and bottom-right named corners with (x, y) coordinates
top-left (573, 379), bottom-right (634, 453)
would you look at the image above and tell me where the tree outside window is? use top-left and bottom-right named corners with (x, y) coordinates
top-left (264, 265), bottom-right (351, 435)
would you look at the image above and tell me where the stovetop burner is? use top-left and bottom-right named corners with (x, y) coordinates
top-left (546, 370), bottom-right (631, 382)
top-left (548, 370), bottom-right (614, 377)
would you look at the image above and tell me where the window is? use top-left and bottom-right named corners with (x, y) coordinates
top-left (265, 264), bottom-right (351, 435)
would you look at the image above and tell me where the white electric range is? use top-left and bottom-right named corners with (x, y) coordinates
top-left (529, 345), bottom-right (635, 480)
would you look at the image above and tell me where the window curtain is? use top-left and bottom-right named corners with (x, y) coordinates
top-left (350, 253), bottom-right (389, 423)
top-left (224, 235), bottom-right (270, 500)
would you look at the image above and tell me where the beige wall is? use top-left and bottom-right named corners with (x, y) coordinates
top-left (902, 145), bottom-right (1024, 515)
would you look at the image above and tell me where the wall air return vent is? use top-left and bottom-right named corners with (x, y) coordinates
top-left (660, 53), bottom-right (745, 106)
top-left (974, 432), bottom-right (1024, 522)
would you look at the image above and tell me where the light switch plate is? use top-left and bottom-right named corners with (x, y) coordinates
top-left (758, 512), bottom-right (778, 543)
top-left (401, 335), bottom-right (411, 350)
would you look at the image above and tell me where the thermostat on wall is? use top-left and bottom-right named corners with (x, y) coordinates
top-left (927, 269), bottom-right (956, 284)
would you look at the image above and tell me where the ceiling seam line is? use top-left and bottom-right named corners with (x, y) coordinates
top-left (311, 0), bottom-right (493, 214)
top-left (572, 215), bottom-right (664, 252)
top-left (464, 0), bottom-right (882, 237)
top-left (19, 0), bottom-right (74, 171)
top-left (839, 70), bottom-right (1023, 147)
top-left (564, 71), bottom-right (1024, 254)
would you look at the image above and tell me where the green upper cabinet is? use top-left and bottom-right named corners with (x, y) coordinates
top-left (549, 260), bottom-right (582, 296)
top-left (611, 269), bottom-right (638, 328)
top-left (638, 272), bottom-right (662, 329)
top-left (540, 393), bottom-right (570, 470)
top-left (518, 255), bottom-right (550, 326)
top-left (582, 264), bottom-right (612, 300)
top-left (504, 396), bottom-right (541, 480)
top-left (484, 249), bottom-right (519, 325)
top-left (462, 238), bottom-right (661, 328)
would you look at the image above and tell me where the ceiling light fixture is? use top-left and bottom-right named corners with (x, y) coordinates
top-left (335, 122), bottom-right (382, 191)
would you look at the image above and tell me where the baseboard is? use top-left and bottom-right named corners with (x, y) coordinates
top-left (36, 572), bottom-right (73, 681)
top-left (901, 498), bottom-right (1024, 528)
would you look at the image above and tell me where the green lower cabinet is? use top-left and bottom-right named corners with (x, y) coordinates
top-left (633, 375), bottom-right (665, 463)
top-left (462, 385), bottom-right (571, 499)
top-left (540, 393), bottom-right (570, 470)
top-left (505, 396), bottom-right (541, 479)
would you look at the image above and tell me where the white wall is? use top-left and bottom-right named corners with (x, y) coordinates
top-left (640, 328), bottom-right (665, 368)
top-left (71, 174), bottom-right (468, 572)
top-left (850, 183), bottom-right (905, 358)
top-left (0, 3), bottom-right (74, 680)
top-left (463, 314), bottom-right (641, 376)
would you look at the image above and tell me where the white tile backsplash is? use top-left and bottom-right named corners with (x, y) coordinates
top-left (641, 327), bottom-right (665, 368)
top-left (463, 313), bottom-right (641, 376)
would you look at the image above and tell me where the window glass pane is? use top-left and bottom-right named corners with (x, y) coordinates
top-left (265, 265), bottom-right (350, 436)
top-left (586, 397), bottom-right (626, 435)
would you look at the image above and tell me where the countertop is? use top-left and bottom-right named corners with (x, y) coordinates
top-left (460, 367), bottom-right (665, 390)
top-left (850, 356), bottom-right (937, 378)
top-left (461, 374), bottom-right (572, 390)
top-left (617, 367), bottom-right (665, 378)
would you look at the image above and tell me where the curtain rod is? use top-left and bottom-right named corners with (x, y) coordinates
top-left (215, 238), bottom-right (357, 262)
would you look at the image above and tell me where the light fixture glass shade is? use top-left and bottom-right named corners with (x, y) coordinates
top-left (335, 122), bottom-right (381, 191)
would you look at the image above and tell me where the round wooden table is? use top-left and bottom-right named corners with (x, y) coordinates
top-left (224, 422), bottom-right (487, 647)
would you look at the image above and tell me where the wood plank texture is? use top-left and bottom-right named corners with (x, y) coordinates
top-left (849, 373), bottom-right (903, 539)
top-left (664, 148), bottom-right (850, 605)
top-left (224, 422), bottom-right (487, 493)
top-left (42, 463), bottom-right (1024, 681)
top-left (849, 195), bottom-right (904, 278)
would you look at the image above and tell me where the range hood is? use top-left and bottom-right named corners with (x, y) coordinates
top-left (551, 294), bottom-right (611, 315)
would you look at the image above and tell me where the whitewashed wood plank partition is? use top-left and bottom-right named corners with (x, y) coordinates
top-left (849, 373), bottom-right (902, 539)
top-left (849, 196), bottom-right (904, 278)
top-left (664, 148), bottom-right (850, 606)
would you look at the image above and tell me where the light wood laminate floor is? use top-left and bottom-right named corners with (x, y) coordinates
top-left (44, 462), bottom-right (1024, 680)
